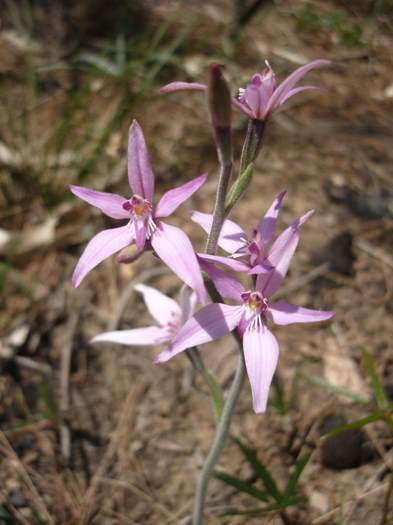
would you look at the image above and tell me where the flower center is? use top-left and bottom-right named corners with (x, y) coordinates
top-left (241, 290), bottom-right (268, 316)
top-left (123, 194), bottom-right (152, 219)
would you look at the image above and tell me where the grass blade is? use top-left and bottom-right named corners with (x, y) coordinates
top-left (233, 437), bottom-right (281, 502)
top-left (215, 471), bottom-right (269, 502)
top-left (283, 451), bottom-right (311, 502)
top-left (362, 348), bottom-right (389, 410)
top-left (321, 411), bottom-right (388, 440)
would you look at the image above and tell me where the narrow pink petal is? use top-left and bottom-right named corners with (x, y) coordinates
top-left (232, 97), bottom-right (255, 118)
top-left (155, 174), bottom-right (207, 218)
top-left (191, 211), bottom-right (247, 253)
top-left (69, 185), bottom-right (129, 219)
top-left (128, 120), bottom-right (155, 201)
top-left (265, 59), bottom-right (330, 116)
top-left (155, 303), bottom-right (242, 363)
top-left (199, 258), bottom-right (245, 301)
top-left (134, 284), bottom-right (181, 327)
top-left (257, 210), bottom-right (314, 296)
top-left (243, 324), bottom-right (279, 414)
top-left (72, 226), bottom-right (134, 287)
top-left (267, 302), bottom-right (335, 325)
top-left (160, 81), bottom-right (207, 93)
top-left (91, 326), bottom-right (167, 346)
top-left (151, 221), bottom-right (207, 304)
top-left (134, 220), bottom-right (147, 252)
top-left (198, 253), bottom-right (250, 273)
top-left (249, 262), bottom-right (274, 275)
top-left (257, 191), bottom-right (286, 244)
top-left (243, 84), bottom-right (262, 118)
top-left (278, 86), bottom-right (321, 106)
top-left (180, 285), bottom-right (197, 324)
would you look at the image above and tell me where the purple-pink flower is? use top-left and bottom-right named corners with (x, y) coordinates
top-left (160, 59), bottom-right (330, 120)
top-left (155, 204), bottom-right (334, 414)
top-left (192, 192), bottom-right (313, 280)
top-left (70, 120), bottom-right (207, 303)
top-left (92, 284), bottom-right (196, 352)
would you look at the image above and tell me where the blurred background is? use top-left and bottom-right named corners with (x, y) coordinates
top-left (1, 1), bottom-right (393, 523)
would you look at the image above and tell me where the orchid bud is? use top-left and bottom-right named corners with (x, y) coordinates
top-left (207, 64), bottom-right (232, 166)
top-left (207, 64), bottom-right (232, 130)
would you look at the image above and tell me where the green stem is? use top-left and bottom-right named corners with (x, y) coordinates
top-left (205, 155), bottom-right (233, 255)
top-left (239, 119), bottom-right (265, 176)
top-left (192, 353), bottom-right (246, 525)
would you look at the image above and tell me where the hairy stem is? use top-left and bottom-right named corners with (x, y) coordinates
top-left (205, 155), bottom-right (233, 254)
top-left (192, 353), bottom-right (246, 525)
top-left (239, 119), bottom-right (265, 176)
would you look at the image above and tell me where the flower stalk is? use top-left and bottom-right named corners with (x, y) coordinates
top-left (192, 353), bottom-right (246, 525)
top-left (205, 64), bottom-right (233, 255)
top-left (239, 118), bottom-right (265, 176)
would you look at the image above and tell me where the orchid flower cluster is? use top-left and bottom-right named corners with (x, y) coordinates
top-left (72, 58), bottom-right (334, 524)
top-left (71, 59), bottom-right (334, 418)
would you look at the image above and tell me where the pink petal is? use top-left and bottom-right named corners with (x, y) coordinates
top-left (160, 82), bottom-right (207, 93)
top-left (134, 220), bottom-right (147, 252)
top-left (191, 211), bottom-right (247, 253)
top-left (155, 174), bottom-right (207, 218)
top-left (243, 324), bottom-right (279, 414)
top-left (69, 185), bottom-right (129, 219)
top-left (151, 221), bottom-right (207, 304)
top-left (179, 285), bottom-right (197, 324)
top-left (155, 303), bottom-right (242, 363)
top-left (266, 59), bottom-right (330, 116)
top-left (257, 210), bottom-right (314, 297)
top-left (134, 284), bottom-right (181, 327)
top-left (267, 301), bottom-right (335, 325)
top-left (198, 253), bottom-right (250, 273)
top-left (199, 258), bottom-right (245, 301)
top-left (257, 191), bottom-right (286, 245)
top-left (72, 226), bottom-right (134, 287)
top-left (278, 86), bottom-right (321, 106)
top-left (232, 97), bottom-right (255, 119)
top-left (128, 120), bottom-right (155, 202)
top-left (243, 83), bottom-right (262, 118)
top-left (249, 262), bottom-right (274, 275)
top-left (91, 326), bottom-right (168, 346)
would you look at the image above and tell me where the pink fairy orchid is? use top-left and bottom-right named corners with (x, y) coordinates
top-left (193, 191), bottom-right (313, 278)
top-left (92, 284), bottom-right (197, 352)
top-left (161, 59), bottom-right (330, 121)
top-left (70, 120), bottom-right (207, 303)
top-left (155, 211), bottom-right (335, 414)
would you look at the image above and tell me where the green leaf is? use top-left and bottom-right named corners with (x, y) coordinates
top-left (205, 371), bottom-right (225, 421)
top-left (362, 348), bottom-right (389, 410)
top-left (282, 451), bottom-right (311, 502)
top-left (0, 504), bottom-right (20, 524)
top-left (233, 437), bottom-right (281, 502)
top-left (321, 411), bottom-right (388, 440)
top-left (303, 374), bottom-right (369, 405)
top-left (269, 374), bottom-right (288, 415)
top-left (225, 163), bottom-right (254, 214)
top-left (38, 380), bottom-right (58, 419)
top-left (215, 471), bottom-right (269, 502)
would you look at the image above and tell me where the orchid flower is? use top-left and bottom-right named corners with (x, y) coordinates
top-left (70, 120), bottom-right (207, 303)
top-left (92, 284), bottom-right (197, 352)
top-left (161, 59), bottom-right (330, 121)
top-left (192, 192), bottom-right (313, 280)
top-left (155, 217), bottom-right (334, 414)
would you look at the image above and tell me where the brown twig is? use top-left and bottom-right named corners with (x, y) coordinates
top-left (355, 239), bottom-right (393, 270)
top-left (381, 469), bottom-right (393, 525)
top-left (0, 431), bottom-right (55, 525)
top-left (59, 313), bottom-right (79, 465)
